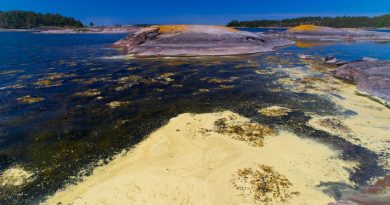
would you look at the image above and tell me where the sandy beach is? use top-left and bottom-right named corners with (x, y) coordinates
top-left (43, 111), bottom-right (357, 205)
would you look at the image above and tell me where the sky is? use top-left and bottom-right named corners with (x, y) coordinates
top-left (1, 0), bottom-right (389, 25)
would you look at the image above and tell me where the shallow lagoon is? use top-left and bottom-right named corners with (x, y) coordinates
top-left (0, 31), bottom-right (389, 204)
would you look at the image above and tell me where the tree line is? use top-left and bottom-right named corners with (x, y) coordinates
top-left (0, 10), bottom-right (84, 29)
top-left (227, 15), bottom-right (390, 28)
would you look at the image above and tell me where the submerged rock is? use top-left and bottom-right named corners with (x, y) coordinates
top-left (114, 25), bottom-right (294, 56)
top-left (336, 60), bottom-right (390, 107)
top-left (287, 25), bottom-right (390, 42)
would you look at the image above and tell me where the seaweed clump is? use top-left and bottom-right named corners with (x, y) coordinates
top-left (107, 101), bottom-right (130, 109)
top-left (258, 106), bottom-right (292, 117)
top-left (17, 95), bottom-right (44, 104)
top-left (74, 89), bottom-right (101, 97)
top-left (233, 164), bottom-right (300, 204)
top-left (214, 117), bottom-right (275, 147)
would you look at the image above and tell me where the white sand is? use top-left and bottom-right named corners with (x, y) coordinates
top-left (43, 111), bottom-right (355, 205)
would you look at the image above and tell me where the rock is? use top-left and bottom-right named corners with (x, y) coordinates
top-left (287, 25), bottom-right (390, 42)
top-left (113, 27), bottom-right (159, 49)
top-left (113, 25), bottom-right (294, 56)
top-left (324, 56), bottom-right (348, 66)
top-left (336, 60), bottom-right (390, 107)
top-left (362, 57), bottom-right (379, 62)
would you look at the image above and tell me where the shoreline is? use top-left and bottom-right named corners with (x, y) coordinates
top-left (0, 26), bottom-right (140, 34)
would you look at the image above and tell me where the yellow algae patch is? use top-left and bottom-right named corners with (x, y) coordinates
top-left (200, 77), bottom-right (239, 84)
top-left (288, 25), bottom-right (320, 32)
top-left (35, 79), bottom-right (62, 88)
top-left (0, 165), bottom-right (34, 187)
top-left (158, 25), bottom-right (189, 34)
top-left (295, 41), bottom-right (330, 48)
top-left (43, 111), bottom-right (355, 205)
top-left (107, 101), bottom-right (130, 109)
top-left (258, 106), bottom-right (292, 117)
top-left (74, 89), bottom-right (101, 97)
top-left (17, 95), bottom-right (44, 104)
top-left (157, 25), bottom-right (239, 34)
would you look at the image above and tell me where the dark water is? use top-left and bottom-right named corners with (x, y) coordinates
top-left (0, 32), bottom-right (389, 204)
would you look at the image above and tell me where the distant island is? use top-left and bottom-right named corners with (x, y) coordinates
top-left (227, 14), bottom-right (390, 28)
top-left (0, 10), bottom-right (83, 29)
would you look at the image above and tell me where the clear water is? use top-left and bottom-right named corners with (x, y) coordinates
top-left (0, 31), bottom-right (389, 204)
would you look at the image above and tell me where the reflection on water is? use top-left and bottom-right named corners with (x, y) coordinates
top-left (0, 32), bottom-right (389, 204)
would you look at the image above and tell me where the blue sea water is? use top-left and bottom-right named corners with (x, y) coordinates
top-left (239, 28), bottom-right (390, 60)
top-left (0, 31), bottom-right (389, 204)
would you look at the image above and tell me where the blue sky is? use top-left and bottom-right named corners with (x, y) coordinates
top-left (1, 0), bottom-right (389, 25)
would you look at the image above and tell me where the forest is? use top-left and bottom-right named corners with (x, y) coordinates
top-left (227, 15), bottom-right (390, 28)
top-left (0, 10), bottom-right (84, 29)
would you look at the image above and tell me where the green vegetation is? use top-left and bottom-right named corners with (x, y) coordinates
top-left (0, 10), bottom-right (83, 29)
top-left (227, 14), bottom-right (390, 28)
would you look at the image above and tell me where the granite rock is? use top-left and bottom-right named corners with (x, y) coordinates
top-left (336, 60), bottom-right (390, 107)
top-left (114, 25), bottom-right (294, 56)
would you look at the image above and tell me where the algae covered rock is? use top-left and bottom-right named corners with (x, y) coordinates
top-left (114, 25), bottom-right (294, 56)
top-left (287, 25), bottom-right (390, 42)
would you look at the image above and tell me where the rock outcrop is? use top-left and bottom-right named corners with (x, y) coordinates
top-left (287, 25), bottom-right (390, 42)
top-left (113, 25), bottom-right (294, 56)
top-left (336, 60), bottom-right (390, 107)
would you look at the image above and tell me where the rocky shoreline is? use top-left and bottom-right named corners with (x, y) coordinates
top-left (0, 26), bottom-right (140, 34)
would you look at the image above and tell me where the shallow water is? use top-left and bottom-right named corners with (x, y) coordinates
top-left (0, 32), bottom-right (389, 204)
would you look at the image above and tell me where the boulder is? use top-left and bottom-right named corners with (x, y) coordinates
top-left (287, 25), bottom-right (390, 42)
top-left (324, 56), bottom-right (348, 65)
top-left (336, 60), bottom-right (390, 107)
top-left (113, 25), bottom-right (294, 56)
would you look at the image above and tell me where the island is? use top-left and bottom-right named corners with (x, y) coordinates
top-left (286, 25), bottom-right (390, 42)
top-left (113, 25), bottom-right (294, 56)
